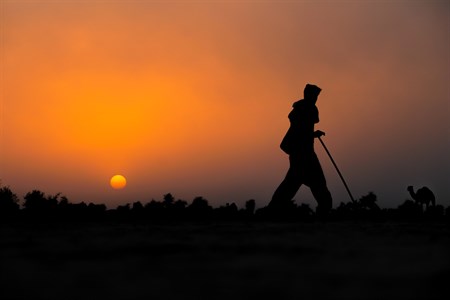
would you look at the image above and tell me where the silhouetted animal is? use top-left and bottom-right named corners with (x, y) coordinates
top-left (407, 186), bottom-right (435, 208)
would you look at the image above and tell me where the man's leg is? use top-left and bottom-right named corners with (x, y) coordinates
top-left (269, 155), bottom-right (303, 209)
top-left (308, 153), bottom-right (333, 216)
top-left (311, 185), bottom-right (332, 216)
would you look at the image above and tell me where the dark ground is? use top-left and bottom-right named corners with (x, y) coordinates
top-left (1, 221), bottom-right (449, 300)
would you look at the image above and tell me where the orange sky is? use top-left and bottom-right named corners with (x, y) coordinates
top-left (1, 1), bottom-right (449, 208)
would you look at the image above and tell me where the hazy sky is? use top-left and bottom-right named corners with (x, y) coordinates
top-left (1, 0), bottom-right (449, 209)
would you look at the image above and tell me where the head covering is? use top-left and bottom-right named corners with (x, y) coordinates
top-left (303, 84), bottom-right (321, 100)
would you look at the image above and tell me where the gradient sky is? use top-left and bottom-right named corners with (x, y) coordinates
top-left (1, 0), bottom-right (449, 209)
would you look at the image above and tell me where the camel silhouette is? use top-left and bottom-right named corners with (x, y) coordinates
top-left (407, 186), bottom-right (436, 209)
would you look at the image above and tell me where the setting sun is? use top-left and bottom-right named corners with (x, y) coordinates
top-left (110, 175), bottom-right (127, 190)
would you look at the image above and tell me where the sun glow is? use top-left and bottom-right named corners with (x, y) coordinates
top-left (110, 175), bottom-right (127, 190)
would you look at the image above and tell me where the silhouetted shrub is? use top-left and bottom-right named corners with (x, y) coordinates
top-left (359, 192), bottom-right (380, 211)
top-left (23, 190), bottom-right (47, 211)
top-left (173, 199), bottom-right (188, 210)
top-left (87, 203), bottom-right (107, 217)
top-left (424, 205), bottom-right (445, 220)
top-left (1, 186), bottom-right (448, 223)
top-left (0, 186), bottom-right (20, 213)
top-left (296, 203), bottom-right (314, 220)
top-left (446, 207), bottom-right (450, 221)
top-left (214, 203), bottom-right (239, 220)
top-left (131, 201), bottom-right (144, 212)
top-left (170, 199), bottom-right (188, 220)
top-left (23, 190), bottom-right (63, 221)
top-left (238, 199), bottom-right (256, 219)
top-left (142, 199), bottom-right (164, 221)
top-left (163, 193), bottom-right (175, 208)
top-left (333, 192), bottom-right (382, 220)
top-left (397, 200), bottom-right (422, 220)
top-left (188, 197), bottom-right (213, 220)
top-left (245, 199), bottom-right (256, 215)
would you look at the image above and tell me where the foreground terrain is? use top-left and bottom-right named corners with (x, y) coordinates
top-left (1, 221), bottom-right (449, 300)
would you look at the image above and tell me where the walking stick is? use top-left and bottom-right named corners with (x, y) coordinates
top-left (318, 136), bottom-right (356, 203)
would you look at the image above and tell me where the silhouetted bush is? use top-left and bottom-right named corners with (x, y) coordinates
top-left (187, 197), bottom-right (213, 220)
top-left (393, 199), bottom-right (423, 221)
top-left (22, 190), bottom-right (61, 221)
top-left (359, 192), bottom-right (380, 211)
top-left (424, 205), bottom-right (445, 220)
top-left (214, 203), bottom-right (239, 220)
top-left (0, 186), bottom-right (19, 211)
top-left (0, 186), bottom-right (20, 220)
top-left (238, 199), bottom-right (256, 220)
top-left (172, 199), bottom-right (188, 211)
top-left (130, 201), bottom-right (144, 217)
top-left (333, 192), bottom-right (382, 220)
top-left (163, 193), bottom-right (175, 208)
top-left (296, 203), bottom-right (314, 220)
top-left (23, 190), bottom-right (48, 212)
top-left (0, 186), bottom-right (449, 223)
top-left (245, 199), bottom-right (256, 215)
top-left (144, 199), bottom-right (165, 221)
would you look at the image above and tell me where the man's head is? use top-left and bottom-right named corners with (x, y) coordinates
top-left (304, 84), bottom-right (321, 103)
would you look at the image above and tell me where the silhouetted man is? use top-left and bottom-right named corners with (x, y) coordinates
top-left (269, 84), bottom-right (332, 216)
